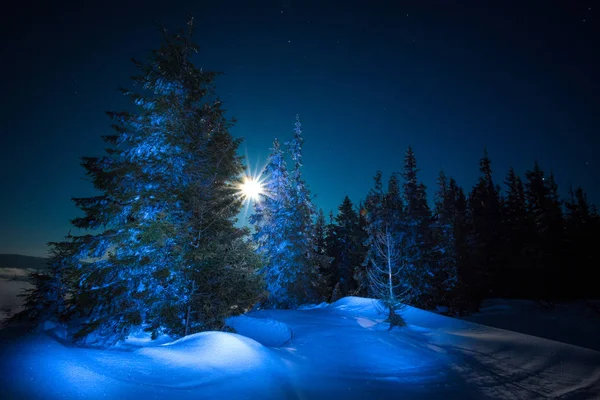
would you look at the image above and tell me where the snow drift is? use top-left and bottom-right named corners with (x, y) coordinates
top-left (226, 314), bottom-right (293, 346)
top-left (1, 296), bottom-right (599, 399)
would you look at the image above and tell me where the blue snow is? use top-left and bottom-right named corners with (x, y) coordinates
top-left (1, 296), bottom-right (599, 399)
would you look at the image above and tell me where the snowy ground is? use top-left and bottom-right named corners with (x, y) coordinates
top-left (463, 298), bottom-right (600, 352)
top-left (1, 297), bottom-right (599, 399)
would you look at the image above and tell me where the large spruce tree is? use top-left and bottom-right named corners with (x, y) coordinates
top-left (18, 21), bottom-right (264, 344)
top-left (467, 149), bottom-right (504, 302)
top-left (401, 147), bottom-right (433, 305)
top-left (501, 167), bottom-right (531, 297)
top-left (329, 196), bottom-right (363, 297)
top-left (430, 170), bottom-right (459, 309)
top-left (524, 162), bottom-right (565, 299)
top-left (285, 116), bottom-right (327, 305)
top-left (564, 186), bottom-right (600, 298)
top-left (251, 117), bottom-right (326, 308)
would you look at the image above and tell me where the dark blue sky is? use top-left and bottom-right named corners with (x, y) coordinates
top-left (1, 0), bottom-right (598, 257)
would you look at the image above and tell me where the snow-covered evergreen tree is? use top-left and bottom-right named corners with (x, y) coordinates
top-left (400, 147), bottom-right (433, 305)
top-left (467, 149), bottom-right (503, 302)
top-left (285, 116), bottom-right (327, 304)
top-left (250, 139), bottom-right (292, 307)
top-left (329, 196), bottom-right (363, 297)
top-left (430, 170), bottom-right (459, 309)
top-left (314, 209), bottom-right (335, 298)
top-left (10, 241), bottom-right (72, 325)
top-left (15, 21), bottom-right (263, 344)
top-left (353, 202), bottom-right (370, 297)
top-left (363, 172), bottom-right (408, 329)
top-left (251, 117), bottom-right (326, 308)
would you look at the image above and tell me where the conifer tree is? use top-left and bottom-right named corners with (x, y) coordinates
top-left (315, 209), bottom-right (328, 256)
top-left (502, 167), bottom-right (531, 297)
top-left (401, 147), bottom-right (433, 305)
top-left (353, 202), bottom-right (370, 297)
top-left (251, 117), bottom-right (326, 308)
top-left (17, 21), bottom-right (264, 344)
top-left (467, 149), bottom-right (503, 303)
top-left (285, 116), bottom-right (327, 304)
top-left (330, 196), bottom-right (362, 296)
top-left (524, 162), bottom-right (564, 299)
top-left (324, 210), bottom-right (338, 293)
top-left (10, 241), bottom-right (72, 325)
top-left (446, 177), bottom-right (470, 311)
top-left (430, 170), bottom-right (458, 309)
top-left (564, 187), bottom-right (590, 297)
top-left (250, 139), bottom-right (293, 307)
top-left (314, 209), bottom-right (335, 298)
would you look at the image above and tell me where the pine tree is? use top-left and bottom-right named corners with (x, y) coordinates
top-left (324, 210), bottom-right (338, 293)
top-left (285, 116), bottom-right (327, 305)
top-left (524, 162), bottom-right (564, 299)
top-left (564, 186), bottom-right (597, 298)
top-left (17, 21), bottom-right (264, 344)
top-left (401, 147), bottom-right (433, 306)
top-left (250, 139), bottom-right (293, 307)
top-left (446, 177), bottom-right (470, 312)
top-left (314, 209), bottom-right (336, 299)
top-left (467, 149), bottom-right (503, 303)
top-left (430, 170), bottom-right (458, 309)
top-left (353, 201), bottom-right (370, 297)
top-left (251, 117), bottom-right (326, 308)
top-left (502, 167), bottom-right (531, 297)
top-left (330, 196), bottom-right (362, 297)
top-left (315, 209), bottom-right (328, 256)
top-left (10, 241), bottom-right (72, 325)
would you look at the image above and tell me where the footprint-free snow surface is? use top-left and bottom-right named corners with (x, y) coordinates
top-left (1, 297), bottom-right (599, 399)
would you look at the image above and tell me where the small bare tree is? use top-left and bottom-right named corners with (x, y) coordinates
top-left (367, 224), bottom-right (410, 330)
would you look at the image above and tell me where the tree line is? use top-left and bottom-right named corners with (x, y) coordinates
top-left (313, 148), bottom-right (599, 314)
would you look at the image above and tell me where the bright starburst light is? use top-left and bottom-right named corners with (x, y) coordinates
top-left (236, 152), bottom-right (270, 220)
top-left (240, 177), bottom-right (264, 201)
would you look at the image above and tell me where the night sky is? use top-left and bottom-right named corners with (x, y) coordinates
top-left (1, 0), bottom-right (598, 257)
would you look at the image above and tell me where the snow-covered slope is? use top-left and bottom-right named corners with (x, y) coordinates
top-left (463, 298), bottom-right (600, 351)
top-left (1, 297), bottom-right (599, 399)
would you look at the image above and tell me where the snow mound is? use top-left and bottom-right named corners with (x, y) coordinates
top-left (297, 302), bottom-right (329, 310)
top-left (226, 314), bottom-right (293, 346)
top-left (99, 331), bottom-right (289, 389)
top-left (329, 296), bottom-right (381, 312)
top-left (0, 328), bottom-right (292, 399)
top-left (115, 326), bottom-right (174, 349)
top-left (138, 331), bottom-right (274, 376)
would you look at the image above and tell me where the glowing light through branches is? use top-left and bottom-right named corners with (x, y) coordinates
top-left (235, 152), bottom-right (271, 221)
top-left (240, 177), bottom-right (264, 202)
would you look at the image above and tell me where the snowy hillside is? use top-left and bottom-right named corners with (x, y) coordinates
top-left (463, 298), bottom-right (600, 351)
top-left (1, 297), bottom-right (599, 399)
